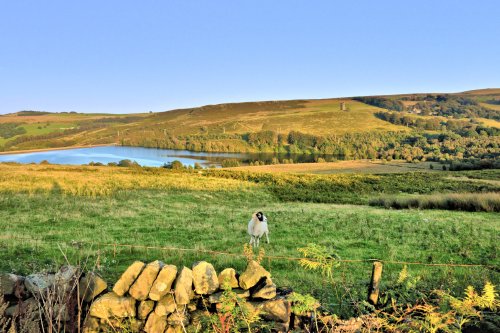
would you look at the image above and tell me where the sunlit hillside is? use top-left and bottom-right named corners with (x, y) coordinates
top-left (1, 89), bottom-right (499, 154)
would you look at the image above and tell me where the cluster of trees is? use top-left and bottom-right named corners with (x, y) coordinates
top-left (375, 111), bottom-right (500, 137)
top-left (0, 121), bottom-right (114, 151)
top-left (221, 159), bottom-right (240, 167)
top-left (357, 94), bottom-right (500, 120)
top-left (122, 128), bottom-right (499, 164)
top-left (16, 110), bottom-right (53, 116)
top-left (448, 158), bottom-right (500, 171)
top-left (1, 129), bottom-right (79, 150)
top-left (0, 123), bottom-right (26, 139)
top-left (409, 95), bottom-right (499, 119)
top-left (353, 96), bottom-right (405, 111)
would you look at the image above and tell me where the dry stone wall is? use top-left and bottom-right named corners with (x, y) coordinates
top-left (1, 260), bottom-right (295, 333)
top-left (85, 260), bottom-right (292, 332)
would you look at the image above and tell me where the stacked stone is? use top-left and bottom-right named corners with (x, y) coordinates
top-left (1, 266), bottom-right (107, 332)
top-left (84, 260), bottom-right (291, 333)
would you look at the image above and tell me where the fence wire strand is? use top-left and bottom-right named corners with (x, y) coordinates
top-left (1, 234), bottom-right (497, 269)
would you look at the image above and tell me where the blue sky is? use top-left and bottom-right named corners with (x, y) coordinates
top-left (1, 1), bottom-right (499, 114)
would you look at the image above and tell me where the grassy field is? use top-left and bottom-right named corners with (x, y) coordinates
top-left (0, 164), bottom-right (498, 317)
top-left (228, 159), bottom-right (443, 174)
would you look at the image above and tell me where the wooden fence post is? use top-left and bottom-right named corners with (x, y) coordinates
top-left (368, 261), bottom-right (383, 305)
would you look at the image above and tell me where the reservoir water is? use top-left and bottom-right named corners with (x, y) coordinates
top-left (0, 145), bottom-right (327, 167)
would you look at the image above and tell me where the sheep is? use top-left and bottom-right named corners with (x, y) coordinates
top-left (248, 211), bottom-right (269, 248)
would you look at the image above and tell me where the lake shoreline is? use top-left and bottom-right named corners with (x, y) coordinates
top-left (0, 143), bottom-right (116, 156)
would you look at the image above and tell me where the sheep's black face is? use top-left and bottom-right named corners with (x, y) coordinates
top-left (256, 211), bottom-right (267, 222)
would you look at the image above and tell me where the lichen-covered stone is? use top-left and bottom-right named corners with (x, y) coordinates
top-left (112, 261), bottom-right (145, 296)
top-left (186, 301), bottom-right (197, 312)
top-left (144, 312), bottom-right (167, 333)
top-left (79, 272), bottom-right (108, 302)
top-left (168, 310), bottom-right (190, 327)
top-left (82, 316), bottom-right (100, 333)
top-left (241, 301), bottom-right (263, 319)
top-left (25, 273), bottom-right (55, 294)
top-left (54, 265), bottom-right (79, 289)
top-left (190, 309), bottom-right (211, 328)
top-left (192, 261), bottom-right (219, 295)
top-left (251, 277), bottom-right (276, 299)
top-left (239, 261), bottom-right (271, 290)
top-left (155, 294), bottom-right (176, 316)
top-left (89, 292), bottom-right (136, 319)
top-left (0, 273), bottom-right (23, 296)
top-left (149, 264), bottom-right (177, 301)
top-left (261, 299), bottom-right (291, 323)
top-left (99, 317), bottom-right (143, 332)
top-left (165, 326), bottom-right (184, 333)
top-left (138, 300), bottom-right (155, 320)
top-left (129, 260), bottom-right (163, 300)
top-left (128, 318), bottom-right (144, 333)
top-left (174, 267), bottom-right (193, 305)
top-left (218, 268), bottom-right (239, 289)
top-left (5, 298), bottom-right (38, 317)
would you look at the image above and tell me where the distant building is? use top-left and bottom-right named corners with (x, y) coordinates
top-left (340, 101), bottom-right (347, 111)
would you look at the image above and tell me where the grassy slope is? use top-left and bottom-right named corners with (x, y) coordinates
top-left (0, 165), bottom-right (498, 316)
top-left (0, 99), bottom-right (409, 151)
top-left (0, 112), bottom-right (148, 149)
top-left (127, 99), bottom-right (407, 136)
top-left (228, 160), bottom-right (442, 174)
top-left (1, 88), bottom-right (499, 152)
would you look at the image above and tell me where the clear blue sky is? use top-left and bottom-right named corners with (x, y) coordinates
top-left (1, 1), bottom-right (499, 114)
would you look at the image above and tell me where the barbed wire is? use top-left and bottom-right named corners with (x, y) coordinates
top-left (1, 234), bottom-right (497, 270)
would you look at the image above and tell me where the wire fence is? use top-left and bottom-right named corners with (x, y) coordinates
top-left (2, 234), bottom-right (497, 270)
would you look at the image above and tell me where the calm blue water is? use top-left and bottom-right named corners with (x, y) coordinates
top-left (0, 146), bottom-right (331, 167)
top-left (0, 146), bottom-right (249, 167)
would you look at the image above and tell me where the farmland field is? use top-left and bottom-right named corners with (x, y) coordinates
top-left (0, 163), bottom-right (498, 317)
top-left (228, 159), bottom-right (442, 174)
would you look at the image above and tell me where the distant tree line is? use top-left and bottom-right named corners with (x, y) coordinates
top-left (0, 123), bottom-right (26, 139)
top-left (122, 128), bottom-right (499, 163)
top-left (356, 95), bottom-right (500, 120)
top-left (15, 111), bottom-right (53, 116)
top-left (409, 95), bottom-right (500, 119)
top-left (353, 96), bottom-right (405, 111)
top-left (375, 111), bottom-right (500, 137)
top-left (486, 99), bottom-right (500, 105)
top-left (448, 158), bottom-right (500, 171)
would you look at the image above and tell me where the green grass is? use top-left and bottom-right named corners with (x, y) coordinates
top-left (20, 122), bottom-right (77, 135)
top-left (206, 169), bottom-right (500, 204)
top-left (0, 121), bottom-right (77, 146)
top-left (0, 168), bottom-right (498, 317)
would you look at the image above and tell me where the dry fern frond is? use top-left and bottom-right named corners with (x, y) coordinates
top-left (256, 247), bottom-right (265, 264)
top-left (480, 281), bottom-right (497, 310)
top-left (243, 244), bottom-right (254, 262)
top-left (397, 265), bottom-right (408, 285)
top-left (297, 244), bottom-right (340, 280)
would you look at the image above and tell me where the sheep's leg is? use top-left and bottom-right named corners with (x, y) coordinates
top-left (249, 236), bottom-right (254, 246)
top-left (256, 237), bottom-right (260, 248)
top-left (265, 232), bottom-right (270, 244)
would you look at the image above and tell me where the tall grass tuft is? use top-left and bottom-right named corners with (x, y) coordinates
top-left (369, 192), bottom-right (500, 212)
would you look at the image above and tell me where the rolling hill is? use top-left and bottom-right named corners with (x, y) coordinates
top-left (0, 89), bottom-right (499, 162)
